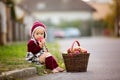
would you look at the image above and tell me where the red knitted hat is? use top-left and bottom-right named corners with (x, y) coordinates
top-left (31, 21), bottom-right (47, 38)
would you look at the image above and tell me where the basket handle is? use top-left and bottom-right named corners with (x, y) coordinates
top-left (68, 40), bottom-right (80, 57)
top-left (71, 40), bottom-right (80, 52)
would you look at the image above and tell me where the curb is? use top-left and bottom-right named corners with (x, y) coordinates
top-left (0, 67), bottom-right (37, 80)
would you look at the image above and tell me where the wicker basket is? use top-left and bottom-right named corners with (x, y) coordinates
top-left (62, 41), bottom-right (90, 72)
top-left (62, 53), bottom-right (90, 72)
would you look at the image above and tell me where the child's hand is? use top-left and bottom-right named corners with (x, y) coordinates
top-left (38, 38), bottom-right (45, 48)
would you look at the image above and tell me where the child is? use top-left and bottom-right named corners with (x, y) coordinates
top-left (26, 21), bottom-right (64, 73)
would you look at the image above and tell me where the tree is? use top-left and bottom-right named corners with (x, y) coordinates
top-left (104, 0), bottom-right (120, 37)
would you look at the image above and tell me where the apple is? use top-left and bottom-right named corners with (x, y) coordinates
top-left (37, 37), bottom-right (43, 42)
top-left (67, 46), bottom-right (88, 54)
top-left (74, 50), bottom-right (80, 54)
top-left (67, 48), bottom-right (73, 53)
top-left (80, 47), bottom-right (87, 54)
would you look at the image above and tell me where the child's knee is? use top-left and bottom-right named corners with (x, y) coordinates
top-left (39, 52), bottom-right (52, 62)
top-left (45, 52), bottom-right (52, 57)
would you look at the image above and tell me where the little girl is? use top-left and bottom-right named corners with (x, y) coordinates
top-left (26, 21), bottom-right (64, 73)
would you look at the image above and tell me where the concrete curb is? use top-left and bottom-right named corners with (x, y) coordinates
top-left (0, 67), bottom-right (37, 80)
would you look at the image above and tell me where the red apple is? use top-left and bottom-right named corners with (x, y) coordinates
top-left (67, 48), bottom-right (72, 53)
top-left (37, 37), bottom-right (43, 42)
top-left (80, 47), bottom-right (87, 54)
top-left (74, 50), bottom-right (80, 54)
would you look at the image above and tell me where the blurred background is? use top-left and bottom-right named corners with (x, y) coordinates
top-left (0, 0), bottom-right (120, 45)
top-left (0, 0), bottom-right (120, 77)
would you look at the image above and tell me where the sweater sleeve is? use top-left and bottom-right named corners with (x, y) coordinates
top-left (27, 40), bottom-right (42, 54)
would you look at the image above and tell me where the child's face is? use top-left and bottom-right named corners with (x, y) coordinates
top-left (33, 28), bottom-right (45, 39)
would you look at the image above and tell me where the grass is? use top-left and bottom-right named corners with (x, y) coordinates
top-left (0, 41), bottom-right (65, 75)
top-left (0, 42), bottom-right (31, 74)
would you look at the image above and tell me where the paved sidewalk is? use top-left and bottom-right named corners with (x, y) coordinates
top-left (25, 37), bottom-right (120, 80)
top-left (0, 67), bottom-right (37, 80)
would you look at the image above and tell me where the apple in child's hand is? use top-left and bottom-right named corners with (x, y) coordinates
top-left (37, 37), bottom-right (43, 42)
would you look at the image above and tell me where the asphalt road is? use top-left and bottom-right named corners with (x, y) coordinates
top-left (26, 37), bottom-right (120, 80)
